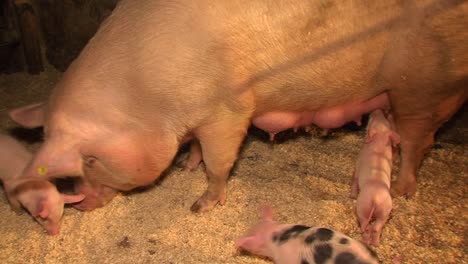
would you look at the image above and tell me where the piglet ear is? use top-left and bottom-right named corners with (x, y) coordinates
top-left (235, 236), bottom-right (258, 251)
top-left (365, 128), bottom-right (377, 144)
top-left (35, 199), bottom-right (50, 219)
top-left (8, 102), bottom-right (45, 128)
top-left (259, 205), bottom-right (273, 221)
top-left (5, 193), bottom-right (22, 213)
top-left (62, 193), bottom-right (85, 204)
top-left (387, 131), bottom-right (401, 147)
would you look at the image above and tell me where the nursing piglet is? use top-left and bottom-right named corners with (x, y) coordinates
top-left (236, 206), bottom-right (379, 264)
top-left (0, 134), bottom-right (84, 235)
top-left (351, 110), bottom-right (400, 246)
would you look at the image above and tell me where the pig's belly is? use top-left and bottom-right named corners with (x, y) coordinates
top-left (252, 93), bottom-right (389, 134)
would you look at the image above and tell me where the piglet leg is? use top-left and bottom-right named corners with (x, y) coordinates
top-left (369, 209), bottom-right (391, 246)
top-left (350, 170), bottom-right (359, 199)
top-left (357, 200), bottom-right (374, 245)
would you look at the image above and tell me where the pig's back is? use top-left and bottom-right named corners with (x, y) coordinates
top-left (64, 0), bottom-right (394, 106)
top-left (215, 0), bottom-right (400, 112)
top-left (214, 0), bottom-right (467, 113)
top-left (54, 0), bottom-right (467, 124)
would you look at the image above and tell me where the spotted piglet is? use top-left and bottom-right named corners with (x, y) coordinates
top-left (236, 206), bottom-right (379, 264)
top-left (351, 109), bottom-right (400, 246)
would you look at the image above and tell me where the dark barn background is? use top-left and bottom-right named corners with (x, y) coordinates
top-left (0, 1), bottom-right (466, 263)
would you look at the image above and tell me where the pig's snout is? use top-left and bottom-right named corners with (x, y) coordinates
top-left (46, 226), bottom-right (60, 236)
top-left (35, 216), bottom-right (61, 236)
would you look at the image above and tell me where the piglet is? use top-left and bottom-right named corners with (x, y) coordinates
top-left (236, 206), bottom-right (379, 264)
top-left (351, 109), bottom-right (400, 246)
top-left (0, 133), bottom-right (84, 235)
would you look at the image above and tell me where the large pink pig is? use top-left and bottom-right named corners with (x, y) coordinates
top-left (0, 134), bottom-right (84, 235)
top-left (351, 110), bottom-right (400, 246)
top-left (9, 0), bottom-right (467, 212)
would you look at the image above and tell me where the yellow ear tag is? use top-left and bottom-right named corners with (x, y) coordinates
top-left (37, 165), bottom-right (48, 176)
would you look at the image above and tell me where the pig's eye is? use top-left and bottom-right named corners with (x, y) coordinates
top-left (84, 156), bottom-right (98, 168)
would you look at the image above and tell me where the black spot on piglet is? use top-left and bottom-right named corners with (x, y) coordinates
top-left (272, 233), bottom-right (279, 243)
top-left (277, 225), bottom-right (310, 244)
top-left (316, 228), bottom-right (334, 241)
top-left (301, 258), bottom-right (310, 264)
top-left (313, 243), bottom-right (333, 264)
top-left (335, 252), bottom-right (358, 264)
top-left (339, 237), bottom-right (349, 245)
top-left (304, 233), bottom-right (316, 244)
top-left (305, 228), bottom-right (334, 245)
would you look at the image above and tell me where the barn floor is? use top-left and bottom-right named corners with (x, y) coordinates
top-left (0, 65), bottom-right (466, 264)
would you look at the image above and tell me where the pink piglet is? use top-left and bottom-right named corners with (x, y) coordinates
top-left (0, 134), bottom-right (84, 235)
top-left (351, 109), bottom-right (400, 246)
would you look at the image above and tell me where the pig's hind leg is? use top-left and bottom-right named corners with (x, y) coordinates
top-left (389, 90), bottom-right (466, 197)
top-left (379, 20), bottom-right (467, 197)
top-left (184, 140), bottom-right (203, 171)
top-left (190, 115), bottom-right (250, 213)
top-left (356, 192), bottom-right (374, 242)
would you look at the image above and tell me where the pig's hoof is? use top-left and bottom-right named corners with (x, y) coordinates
top-left (190, 197), bottom-right (221, 213)
top-left (390, 180), bottom-right (417, 198)
top-left (370, 235), bottom-right (381, 247)
top-left (72, 199), bottom-right (101, 211)
top-left (190, 190), bottom-right (226, 213)
top-left (362, 231), bottom-right (371, 245)
top-left (174, 152), bottom-right (202, 171)
top-left (184, 161), bottom-right (203, 172)
top-left (73, 203), bottom-right (94, 211)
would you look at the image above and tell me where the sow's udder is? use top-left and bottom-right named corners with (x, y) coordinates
top-left (252, 93), bottom-right (389, 136)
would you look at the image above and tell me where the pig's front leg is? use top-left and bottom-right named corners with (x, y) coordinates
top-left (190, 115), bottom-right (250, 213)
top-left (73, 178), bottom-right (118, 211)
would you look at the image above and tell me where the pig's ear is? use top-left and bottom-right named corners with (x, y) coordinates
top-left (259, 205), bottom-right (273, 221)
top-left (9, 102), bottom-right (45, 128)
top-left (365, 128), bottom-right (377, 143)
top-left (26, 140), bottom-right (84, 179)
top-left (387, 131), bottom-right (400, 147)
top-left (62, 193), bottom-right (85, 204)
top-left (235, 236), bottom-right (261, 251)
